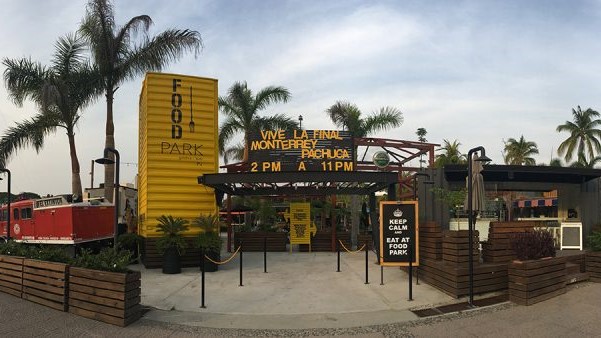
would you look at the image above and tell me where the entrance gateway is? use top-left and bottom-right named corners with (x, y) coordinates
top-left (199, 128), bottom-right (437, 255)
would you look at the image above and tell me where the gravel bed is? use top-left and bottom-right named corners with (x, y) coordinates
top-left (138, 302), bottom-right (515, 337)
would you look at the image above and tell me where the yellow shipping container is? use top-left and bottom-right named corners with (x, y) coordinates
top-left (138, 73), bottom-right (218, 237)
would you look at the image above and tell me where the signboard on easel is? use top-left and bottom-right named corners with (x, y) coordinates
top-left (379, 201), bottom-right (419, 266)
top-left (286, 202), bottom-right (317, 251)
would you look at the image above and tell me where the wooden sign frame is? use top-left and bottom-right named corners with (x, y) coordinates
top-left (379, 201), bottom-right (419, 267)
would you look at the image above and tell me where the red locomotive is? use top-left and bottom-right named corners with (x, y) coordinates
top-left (0, 195), bottom-right (114, 244)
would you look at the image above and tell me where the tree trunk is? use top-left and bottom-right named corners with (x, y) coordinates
top-left (104, 90), bottom-right (115, 203)
top-left (67, 130), bottom-right (83, 199)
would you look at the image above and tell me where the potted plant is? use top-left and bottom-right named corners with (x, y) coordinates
top-left (508, 229), bottom-right (566, 305)
top-left (155, 215), bottom-right (189, 274)
top-left (193, 214), bottom-right (222, 272)
top-left (117, 232), bottom-right (144, 264)
top-left (234, 199), bottom-right (288, 251)
top-left (586, 231), bottom-right (601, 281)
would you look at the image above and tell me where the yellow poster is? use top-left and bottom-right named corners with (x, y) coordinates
top-left (288, 202), bottom-right (316, 245)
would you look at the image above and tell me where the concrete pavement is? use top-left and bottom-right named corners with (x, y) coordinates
top-left (137, 249), bottom-right (455, 329)
top-left (2, 248), bottom-right (601, 336)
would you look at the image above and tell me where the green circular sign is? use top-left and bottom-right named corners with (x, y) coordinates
top-left (373, 151), bottom-right (390, 168)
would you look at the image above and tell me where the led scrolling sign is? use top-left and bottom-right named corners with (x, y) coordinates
top-left (248, 129), bottom-right (354, 172)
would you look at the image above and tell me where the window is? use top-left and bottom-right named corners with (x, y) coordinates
top-left (0, 209), bottom-right (5, 221)
top-left (21, 208), bottom-right (32, 220)
top-left (13, 208), bottom-right (19, 220)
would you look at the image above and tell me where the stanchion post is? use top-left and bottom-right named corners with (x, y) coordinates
top-left (263, 236), bottom-right (267, 273)
top-left (365, 241), bottom-right (369, 284)
top-left (408, 241), bottom-right (413, 301)
top-left (416, 266), bottom-right (420, 285)
top-left (337, 241), bottom-right (341, 272)
top-left (201, 247), bottom-right (206, 308)
top-left (239, 243), bottom-right (244, 287)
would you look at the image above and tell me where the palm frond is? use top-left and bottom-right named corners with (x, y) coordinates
top-left (253, 86), bottom-right (291, 112)
top-left (52, 33), bottom-right (87, 76)
top-left (2, 58), bottom-right (48, 106)
top-left (218, 119), bottom-right (243, 154)
top-left (115, 15), bottom-right (153, 49)
top-left (121, 29), bottom-right (202, 80)
top-left (222, 144), bottom-right (244, 165)
top-left (326, 101), bottom-right (360, 130)
top-left (0, 113), bottom-right (59, 167)
top-left (362, 106), bottom-right (403, 136)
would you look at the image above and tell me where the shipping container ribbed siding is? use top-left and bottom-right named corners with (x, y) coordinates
top-left (138, 72), bottom-right (218, 237)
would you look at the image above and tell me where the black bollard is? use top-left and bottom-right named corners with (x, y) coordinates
top-left (201, 247), bottom-right (206, 308)
top-left (264, 236), bottom-right (267, 273)
top-left (239, 244), bottom-right (244, 287)
top-left (408, 242), bottom-right (413, 301)
top-left (416, 266), bottom-right (420, 285)
top-left (365, 241), bottom-right (369, 284)
top-left (337, 241), bottom-right (341, 272)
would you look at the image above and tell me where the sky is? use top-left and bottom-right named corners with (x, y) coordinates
top-left (1, 0), bottom-right (601, 195)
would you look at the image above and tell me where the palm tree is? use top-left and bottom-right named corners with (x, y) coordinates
top-left (549, 158), bottom-right (563, 167)
top-left (434, 139), bottom-right (466, 167)
top-left (325, 100), bottom-right (403, 245)
top-left (218, 81), bottom-right (297, 163)
top-left (1, 34), bottom-right (101, 198)
top-left (503, 135), bottom-right (539, 165)
top-left (569, 153), bottom-right (601, 168)
top-left (556, 106), bottom-right (601, 164)
top-left (325, 101), bottom-right (403, 139)
top-left (79, 0), bottom-right (203, 201)
top-left (416, 127), bottom-right (427, 168)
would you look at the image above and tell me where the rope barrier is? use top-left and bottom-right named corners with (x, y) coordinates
top-left (338, 240), bottom-right (366, 253)
top-left (204, 245), bottom-right (241, 265)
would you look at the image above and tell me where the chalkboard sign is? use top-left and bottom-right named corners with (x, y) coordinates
top-left (561, 222), bottom-right (582, 250)
top-left (379, 201), bottom-right (419, 266)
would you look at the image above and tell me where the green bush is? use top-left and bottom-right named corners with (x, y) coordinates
top-left (72, 248), bottom-right (132, 273)
top-left (193, 214), bottom-right (222, 254)
top-left (118, 233), bottom-right (144, 250)
top-left (588, 231), bottom-right (601, 251)
top-left (511, 229), bottom-right (556, 261)
top-left (0, 240), bottom-right (30, 257)
top-left (155, 215), bottom-right (189, 255)
top-left (28, 245), bottom-right (72, 263)
top-left (0, 240), bottom-right (137, 272)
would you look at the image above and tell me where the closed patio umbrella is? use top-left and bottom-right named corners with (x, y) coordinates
top-left (464, 156), bottom-right (486, 216)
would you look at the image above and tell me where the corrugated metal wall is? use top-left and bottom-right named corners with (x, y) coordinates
top-left (138, 73), bottom-right (218, 237)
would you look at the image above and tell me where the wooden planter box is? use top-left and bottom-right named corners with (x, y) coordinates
top-left (22, 259), bottom-right (68, 311)
top-left (0, 255), bottom-right (23, 298)
top-left (357, 234), bottom-right (374, 250)
top-left (419, 221), bottom-right (442, 261)
top-left (234, 232), bottom-right (288, 252)
top-left (586, 251), bottom-right (601, 282)
top-left (442, 230), bottom-right (479, 265)
top-left (68, 267), bottom-right (141, 327)
top-left (142, 237), bottom-right (204, 269)
top-left (299, 231), bottom-right (351, 252)
top-left (508, 256), bottom-right (567, 306)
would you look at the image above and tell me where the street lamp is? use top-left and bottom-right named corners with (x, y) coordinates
top-left (467, 146), bottom-right (491, 307)
top-left (298, 115), bottom-right (303, 129)
top-left (95, 147), bottom-right (120, 249)
top-left (0, 168), bottom-right (10, 240)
